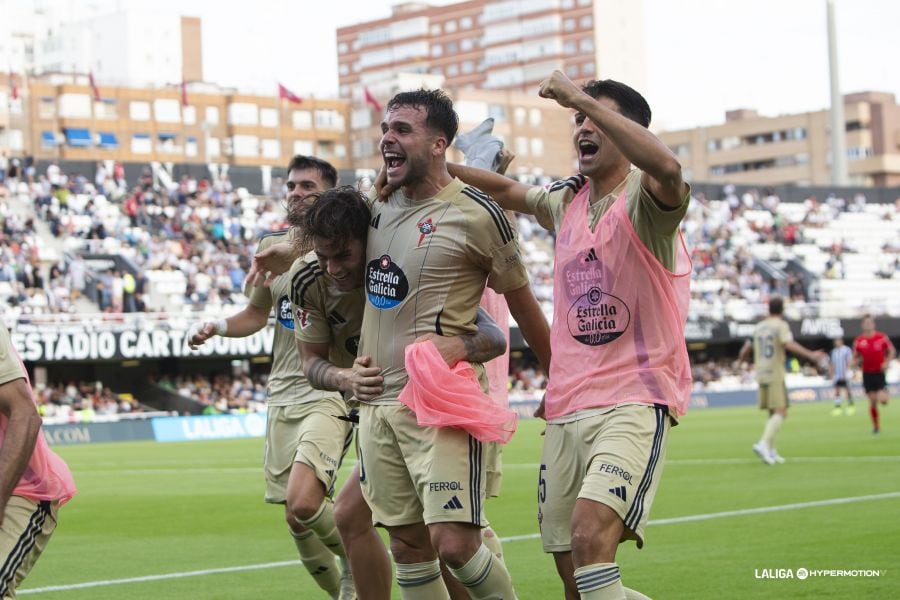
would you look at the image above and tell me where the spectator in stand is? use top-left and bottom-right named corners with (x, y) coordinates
top-left (852, 314), bottom-right (897, 434)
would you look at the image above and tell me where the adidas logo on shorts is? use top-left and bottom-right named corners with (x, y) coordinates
top-left (442, 496), bottom-right (464, 510)
top-left (608, 486), bottom-right (627, 501)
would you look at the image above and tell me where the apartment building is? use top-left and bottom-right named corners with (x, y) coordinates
top-left (338, 0), bottom-right (645, 173)
top-left (659, 92), bottom-right (900, 187)
top-left (0, 73), bottom-right (351, 171)
top-left (337, 0), bottom-right (645, 97)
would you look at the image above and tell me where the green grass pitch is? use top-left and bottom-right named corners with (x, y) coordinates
top-left (18, 400), bottom-right (900, 599)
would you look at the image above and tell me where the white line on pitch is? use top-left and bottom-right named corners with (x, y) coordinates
top-left (19, 490), bottom-right (900, 595)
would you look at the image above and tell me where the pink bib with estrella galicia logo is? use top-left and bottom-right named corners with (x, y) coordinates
top-left (1, 345), bottom-right (76, 505)
top-left (544, 180), bottom-right (692, 421)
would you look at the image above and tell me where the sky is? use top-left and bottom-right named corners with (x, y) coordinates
top-left (35, 0), bottom-right (900, 131)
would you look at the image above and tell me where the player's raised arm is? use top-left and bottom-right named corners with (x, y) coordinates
top-left (447, 162), bottom-right (535, 214)
top-left (539, 69), bottom-right (687, 208)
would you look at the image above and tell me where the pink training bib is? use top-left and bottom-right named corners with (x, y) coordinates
top-left (399, 340), bottom-right (517, 443)
top-left (544, 181), bottom-right (692, 420)
top-left (0, 348), bottom-right (77, 505)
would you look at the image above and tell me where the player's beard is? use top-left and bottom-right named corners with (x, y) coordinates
top-left (285, 196), bottom-right (308, 228)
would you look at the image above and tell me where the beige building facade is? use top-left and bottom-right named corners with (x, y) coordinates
top-left (0, 73), bottom-right (351, 170)
top-left (658, 92), bottom-right (900, 187)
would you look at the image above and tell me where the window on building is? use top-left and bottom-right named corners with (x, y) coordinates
top-left (514, 107), bottom-right (526, 125)
top-left (58, 93), bottom-right (91, 118)
top-left (293, 110), bottom-right (312, 129)
top-left (293, 140), bottom-right (314, 155)
top-left (261, 139), bottom-right (280, 159)
top-left (565, 64), bottom-right (579, 77)
top-left (131, 134), bottom-right (151, 154)
top-left (233, 135), bottom-right (259, 157)
top-left (353, 138), bottom-right (374, 158)
top-left (205, 106), bottom-right (219, 125)
top-left (529, 108), bottom-right (541, 127)
top-left (339, 64), bottom-right (350, 76)
top-left (93, 99), bottom-right (117, 119)
top-left (580, 38), bottom-right (594, 52)
top-left (515, 136), bottom-right (529, 156)
top-left (582, 62), bottom-right (595, 75)
top-left (207, 137), bottom-right (221, 157)
top-left (260, 107), bottom-right (279, 128)
top-left (432, 44), bottom-right (443, 57)
top-left (445, 20), bottom-right (457, 33)
top-left (130, 101), bottom-right (151, 121)
top-left (338, 42), bottom-right (349, 53)
top-left (460, 16), bottom-right (473, 28)
top-left (564, 18), bottom-right (576, 32)
top-left (182, 105), bottom-right (196, 125)
top-left (530, 138), bottom-right (544, 156)
top-left (185, 137), bottom-right (198, 158)
top-left (488, 105), bottom-right (507, 121)
top-left (317, 140), bottom-right (335, 156)
top-left (430, 24), bottom-right (442, 35)
top-left (446, 41), bottom-right (458, 53)
top-left (461, 61), bottom-right (474, 74)
top-left (461, 38), bottom-right (474, 52)
top-left (154, 99), bottom-right (181, 123)
top-left (228, 102), bottom-right (259, 126)
top-left (580, 15), bottom-right (593, 28)
top-left (315, 109), bottom-right (345, 129)
top-left (446, 64), bottom-right (459, 77)
top-left (564, 41), bottom-right (577, 55)
top-left (38, 98), bottom-right (56, 119)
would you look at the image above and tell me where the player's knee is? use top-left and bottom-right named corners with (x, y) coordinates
top-left (389, 536), bottom-right (431, 564)
top-left (571, 515), bottom-right (618, 562)
top-left (429, 526), bottom-right (481, 569)
top-left (287, 496), bottom-right (321, 522)
top-left (285, 507), bottom-right (308, 533)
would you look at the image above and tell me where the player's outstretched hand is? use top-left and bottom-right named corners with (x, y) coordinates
top-left (538, 70), bottom-right (582, 109)
top-left (349, 355), bottom-right (384, 402)
top-left (186, 320), bottom-right (222, 350)
top-left (248, 241), bottom-right (298, 287)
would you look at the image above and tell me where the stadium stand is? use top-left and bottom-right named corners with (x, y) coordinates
top-left (0, 165), bottom-right (897, 413)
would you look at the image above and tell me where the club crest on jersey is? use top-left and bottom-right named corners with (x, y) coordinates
top-left (366, 254), bottom-right (409, 310)
top-left (417, 218), bottom-right (436, 247)
top-left (277, 296), bottom-right (295, 330)
top-left (295, 307), bottom-right (311, 330)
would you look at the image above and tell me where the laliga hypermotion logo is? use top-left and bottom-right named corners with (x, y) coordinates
top-left (417, 218), bottom-right (436, 247)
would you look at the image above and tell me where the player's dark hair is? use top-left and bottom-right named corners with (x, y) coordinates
top-left (299, 186), bottom-right (370, 250)
top-left (286, 155), bottom-right (338, 188)
top-left (386, 89), bottom-right (459, 144)
top-left (768, 296), bottom-right (784, 316)
top-left (581, 80), bottom-right (652, 128)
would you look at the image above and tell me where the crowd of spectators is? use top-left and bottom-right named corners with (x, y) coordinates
top-left (157, 372), bottom-right (269, 414)
top-left (34, 380), bottom-right (145, 421)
